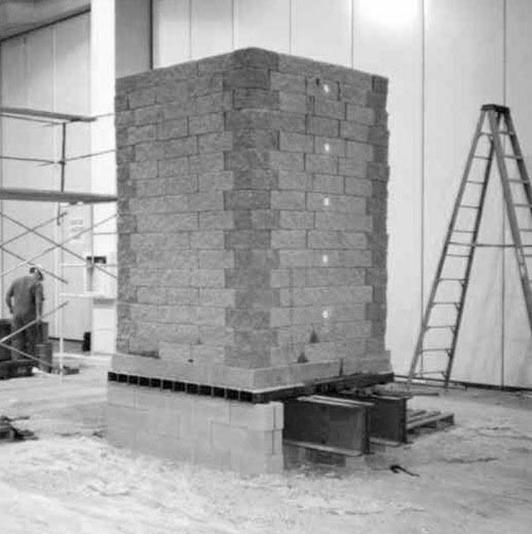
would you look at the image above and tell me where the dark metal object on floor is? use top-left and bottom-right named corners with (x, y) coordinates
top-left (0, 359), bottom-right (33, 379)
top-left (284, 395), bottom-right (372, 457)
top-left (335, 390), bottom-right (410, 444)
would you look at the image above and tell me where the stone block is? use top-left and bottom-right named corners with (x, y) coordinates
top-left (279, 132), bottom-right (313, 153)
top-left (189, 112), bottom-right (224, 134)
top-left (307, 116), bottom-right (339, 137)
top-left (271, 71), bottom-right (305, 93)
top-left (198, 171), bottom-right (234, 191)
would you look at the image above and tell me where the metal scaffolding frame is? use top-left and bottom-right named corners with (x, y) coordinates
top-left (0, 106), bottom-right (117, 373)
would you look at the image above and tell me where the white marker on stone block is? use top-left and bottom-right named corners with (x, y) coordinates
top-left (324, 143), bottom-right (330, 153)
top-left (322, 254), bottom-right (328, 264)
top-left (323, 197), bottom-right (330, 207)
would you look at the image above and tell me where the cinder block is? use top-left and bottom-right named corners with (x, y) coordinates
top-left (189, 112), bottom-right (224, 134)
top-left (273, 402), bottom-right (284, 430)
top-left (159, 342), bottom-right (192, 362)
top-left (225, 229), bottom-right (271, 249)
top-left (229, 402), bottom-right (276, 431)
top-left (234, 88), bottom-right (279, 109)
top-left (347, 141), bottom-right (374, 161)
top-left (271, 191), bottom-right (305, 210)
top-left (189, 153), bottom-right (225, 173)
top-left (307, 116), bottom-right (339, 137)
top-left (314, 98), bottom-right (345, 120)
top-left (271, 71), bottom-right (305, 93)
top-left (271, 230), bottom-right (306, 249)
top-left (107, 383), bottom-right (135, 407)
top-left (198, 171), bottom-right (234, 191)
top-left (198, 132), bottom-right (233, 153)
top-left (279, 132), bottom-right (313, 153)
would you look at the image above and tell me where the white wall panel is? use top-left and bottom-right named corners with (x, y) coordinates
top-left (503, 0), bottom-right (532, 387)
top-left (292, 0), bottom-right (352, 66)
top-left (235, 0), bottom-right (289, 52)
top-left (153, 0), bottom-right (191, 67)
top-left (353, 0), bottom-right (423, 374)
top-left (115, 0), bottom-right (151, 77)
top-left (424, 0), bottom-right (505, 384)
top-left (191, 0), bottom-right (233, 59)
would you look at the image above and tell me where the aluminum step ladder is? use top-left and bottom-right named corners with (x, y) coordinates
top-left (408, 104), bottom-right (532, 387)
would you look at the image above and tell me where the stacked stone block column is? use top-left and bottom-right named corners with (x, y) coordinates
top-left (114, 48), bottom-right (390, 390)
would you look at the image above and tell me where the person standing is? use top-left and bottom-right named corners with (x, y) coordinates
top-left (5, 266), bottom-right (44, 360)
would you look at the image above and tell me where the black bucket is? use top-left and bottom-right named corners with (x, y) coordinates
top-left (0, 319), bottom-right (11, 362)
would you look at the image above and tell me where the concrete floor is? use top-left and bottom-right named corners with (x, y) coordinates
top-left (0, 358), bottom-right (531, 533)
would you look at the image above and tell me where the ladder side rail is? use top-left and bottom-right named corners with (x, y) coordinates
top-left (408, 110), bottom-right (488, 385)
top-left (443, 125), bottom-right (498, 387)
top-left (504, 113), bottom-right (532, 215)
top-left (489, 111), bottom-right (532, 327)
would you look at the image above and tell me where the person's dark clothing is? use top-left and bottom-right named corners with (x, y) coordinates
top-left (5, 276), bottom-right (44, 359)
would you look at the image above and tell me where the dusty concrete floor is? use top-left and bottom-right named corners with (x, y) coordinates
top-left (0, 358), bottom-right (531, 534)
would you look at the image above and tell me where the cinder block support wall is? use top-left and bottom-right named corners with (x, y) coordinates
top-left (107, 383), bottom-right (284, 474)
top-left (109, 48), bottom-right (389, 473)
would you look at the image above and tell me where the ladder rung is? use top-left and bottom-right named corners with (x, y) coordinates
top-left (453, 230), bottom-right (474, 233)
top-left (514, 203), bottom-right (532, 208)
top-left (448, 254), bottom-right (470, 258)
top-left (498, 130), bottom-right (515, 136)
top-left (466, 180), bottom-right (484, 185)
top-left (460, 205), bottom-right (480, 209)
top-left (505, 155), bottom-right (523, 160)
top-left (508, 179), bottom-right (527, 184)
top-left (449, 241), bottom-right (473, 246)
top-left (420, 349), bottom-right (451, 353)
top-left (439, 278), bottom-right (465, 282)
top-left (473, 155), bottom-right (490, 160)
top-left (432, 301), bottom-right (460, 306)
top-left (426, 325), bottom-right (455, 330)
top-left (520, 229), bottom-right (532, 233)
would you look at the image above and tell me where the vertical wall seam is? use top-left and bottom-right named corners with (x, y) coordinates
top-left (0, 41), bottom-right (3, 312)
top-left (188, 0), bottom-right (193, 60)
top-left (501, 0), bottom-right (508, 387)
top-left (149, 0), bottom-right (154, 70)
top-left (289, 0), bottom-right (293, 54)
top-left (350, 0), bottom-right (354, 69)
top-left (232, 0), bottom-right (237, 50)
top-left (420, 0), bottom-right (426, 373)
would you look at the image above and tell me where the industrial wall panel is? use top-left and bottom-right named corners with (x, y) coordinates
top-left (291, 0), bottom-right (352, 67)
top-left (424, 0), bottom-right (505, 385)
top-left (153, 0), bottom-right (191, 67)
top-left (115, 0), bottom-right (151, 78)
top-left (503, 0), bottom-right (532, 387)
top-left (353, 0), bottom-right (423, 374)
top-left (235, 0), bottom-right (290, 53)
top-left (191, 0), bottom-right (233, 59)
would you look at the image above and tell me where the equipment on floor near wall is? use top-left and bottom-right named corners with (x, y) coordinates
top-left (409, 104), bottom-right (532, 388)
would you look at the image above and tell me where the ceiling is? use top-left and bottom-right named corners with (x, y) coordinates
top-left (0, 0), bottom-right (90, 41)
